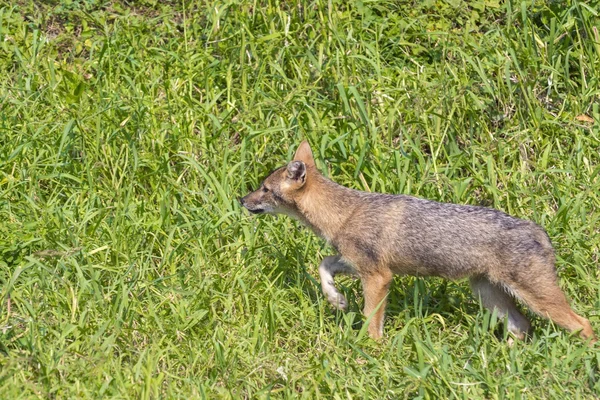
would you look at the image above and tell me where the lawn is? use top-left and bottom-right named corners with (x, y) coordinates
top-left (1, 0), bottom-right (600, 398)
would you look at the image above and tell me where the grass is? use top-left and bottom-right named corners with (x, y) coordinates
top-left (1, 0), bottom-right (599, 397)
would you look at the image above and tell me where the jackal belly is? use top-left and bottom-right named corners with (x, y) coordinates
top-left (387, 244), bottom-right (495, 280)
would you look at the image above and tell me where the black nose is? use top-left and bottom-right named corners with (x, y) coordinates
top-left (238, 196), bottom-right (245, 206)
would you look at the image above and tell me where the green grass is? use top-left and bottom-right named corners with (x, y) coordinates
top-left (1, 0), bottom-right (600, 397)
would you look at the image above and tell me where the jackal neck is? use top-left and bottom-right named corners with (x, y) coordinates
top-left (295, 172), bottom-right (364, 243)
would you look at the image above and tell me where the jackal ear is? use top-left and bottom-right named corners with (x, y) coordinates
top-left (287, 161), bottom-right (306, 183)
top-left (293, 140), bottom-right (315, 168)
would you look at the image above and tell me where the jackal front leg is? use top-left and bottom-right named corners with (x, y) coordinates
top-left (361, 270), bottom-right (393, 339)
top-left (318, 255), bottom-right (356, 311)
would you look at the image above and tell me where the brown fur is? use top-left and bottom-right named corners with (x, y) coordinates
top-left (240, 141), bottom-right (595, 342)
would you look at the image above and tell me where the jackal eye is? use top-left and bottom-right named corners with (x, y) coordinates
top-left (262, 186), bottom-right (269, 193)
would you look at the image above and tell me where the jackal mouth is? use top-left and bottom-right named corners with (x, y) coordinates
top-left (247, 208), bottom-right (265, 214)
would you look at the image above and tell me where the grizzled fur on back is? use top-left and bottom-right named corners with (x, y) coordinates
top-left (240, 141), bottom-right (595, 343)
top-left (338, 193), bottom-right (554, 279)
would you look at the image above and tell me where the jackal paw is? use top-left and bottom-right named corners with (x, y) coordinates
top-left (326, 292), bottom-right (348, 311)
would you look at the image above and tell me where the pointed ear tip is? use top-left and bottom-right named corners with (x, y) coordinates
top-left (299, 140), bottom-right (313, 153)
top-left (293, 140), bottom-right (315, 165)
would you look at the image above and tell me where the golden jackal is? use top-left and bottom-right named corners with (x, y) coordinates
top-left (240, 141), bottom-right (595, 342)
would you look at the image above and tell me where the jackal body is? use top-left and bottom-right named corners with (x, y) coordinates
top-left (241, 141), bottom-right (595, 342)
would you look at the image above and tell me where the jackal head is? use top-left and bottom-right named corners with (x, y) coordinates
top-left (240, 141), bottom-right (314, 216)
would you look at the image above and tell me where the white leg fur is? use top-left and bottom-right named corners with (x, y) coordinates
top-left (470, 276), bottom-right (531, 339)
top-left (318, 255), bottom-right (355, 310)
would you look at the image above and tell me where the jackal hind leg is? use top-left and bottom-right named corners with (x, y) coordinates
top-left (318, 255), bottom-right (356, 311)
top-left (500, 265), bottom-right (596, 343)
top-left (470, 276), bottom-right (531, 340)
top-left (361, 270), bottom-right (393, 339)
